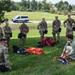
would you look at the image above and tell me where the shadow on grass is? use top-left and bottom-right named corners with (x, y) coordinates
top-left (10, 36), bottom-right (66, 48)
top-left (9, 36), bottom-right (67, 71)
top-left (10, 37), bottom-right (40, 49)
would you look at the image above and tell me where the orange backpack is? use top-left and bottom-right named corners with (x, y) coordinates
top-left (26, 47), bottom-right (44, 55)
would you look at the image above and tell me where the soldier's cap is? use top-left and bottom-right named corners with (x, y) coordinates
top-left (5, 18), bottom-right (8, 21)
top-left (55, 16), bottom-right (58, 18)
top-left (0, 38), bottom-right (7, 42)
top-left (68, 15), bottom-right (71, 17)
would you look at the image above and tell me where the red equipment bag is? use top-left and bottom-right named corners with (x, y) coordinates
top-left (41, 37), bottom-right (55, 46)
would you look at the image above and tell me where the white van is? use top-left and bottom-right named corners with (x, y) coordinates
top-left (12, 15), bottom-right (29, 22)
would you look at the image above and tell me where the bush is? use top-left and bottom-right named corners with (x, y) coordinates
top-left (44, 10), bottom-right (50, 12)
top-left (71, 11), bottom-right (75, 15)
top-left (26, 9), bottom-right (33, 12)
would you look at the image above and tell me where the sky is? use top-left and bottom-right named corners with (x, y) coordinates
top-left (12, 0), bottom-right (75, 5)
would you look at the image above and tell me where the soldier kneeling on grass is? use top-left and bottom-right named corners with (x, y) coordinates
top-left (19, 21), bottom-right (29, 45)
top-left (0, 39), bottom-right (12, 72)
top-left (53, 34), bottom-right (75, 64)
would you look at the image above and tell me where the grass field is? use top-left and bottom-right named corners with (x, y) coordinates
top-left (0, 27), bottom-right (75, 75)
top-left (5, 11), bottom-right (75, 21)
top-left (0, 11), bottom-right (75, 75)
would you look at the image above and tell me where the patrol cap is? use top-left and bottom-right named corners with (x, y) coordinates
top-left (42, 18), bottom-right (45, 20)
top-left (55, 16), bottom-right (58, 18)
top-left (68, 14), bottom-right (71, 17)
top-left (5, 18), bottom-right (8, 21)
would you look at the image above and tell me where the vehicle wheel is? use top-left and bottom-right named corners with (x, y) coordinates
top-left (16, 20), bottom-right (18, 23)
top-left (24, 20), bottom-right (26, 22)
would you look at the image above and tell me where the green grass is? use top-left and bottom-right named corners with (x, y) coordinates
top-left (1, 27), bottom-right (75, 75)
top-left (0, 22), bottom-right (52, 29)
top-left (5, 11), bottom-right (75, 21)
top-left (0, 11), bottom-right (75, 75)
top-left (11, 27), bottom-right (66, 39)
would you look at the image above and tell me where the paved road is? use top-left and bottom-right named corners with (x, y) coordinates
top-left (4, 21), bottom-right (64, 24)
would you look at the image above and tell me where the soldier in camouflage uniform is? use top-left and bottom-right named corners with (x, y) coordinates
top-left (52, 16), bottom-right (61, 42)
top-left (0, 26), bottom-right (3, 40)
top-left (3, 22), bottom-right (12, 48)
top-left (63, 15), bottom-right (75, 35)
top-left (19, 21), bottom-right (29, 45)
top-left (0, 39), bottom-right (11, 72)
top-left (37, 18), bottom-right (48, 40)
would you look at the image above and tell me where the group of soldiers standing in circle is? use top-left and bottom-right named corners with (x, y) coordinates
top-left (0, 14), bottom-right (75, 72)
top-left (37, 15), bottom-right (75, 43)
top-left (0, 14), bottom-right (75, 49)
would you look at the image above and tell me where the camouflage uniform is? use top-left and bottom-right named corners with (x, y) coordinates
top-left (63, 15), bottom-right (75, 35)
top-left (0, 27), bottom-right (3, 40)
top-left (37, 18), bottom-right (47, 40)
top-left (19, 23), bottom-right (29, 44)
top-left (0, 41), bottom-right (11, 71)
top-left (52, 17), bottom-right (61, 42)
top-left (3, 22), bottom-right (12, 48)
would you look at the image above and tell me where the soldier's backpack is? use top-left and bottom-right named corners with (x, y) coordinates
top-left (37, 42), bottom-right (45, 48)
top-left (24, 28), bottom-right (29, 33)
top-left (12, 45), bottom-right (29, 55)
top-left (41, 37), bottom-right (47, 46)
top-left (45, 37), bottom-right (56, 46)
top-left (43, 30), bottom-right (48, 34)
top-left (72, 26), bottom-right (75, 31)
top-left (58, 28), bottom-right (61, 32)
top-left (10, 33), bottom-right (12, 37)
top-left (41, 37), bottom-right (56, 46)
top-left (18, 33), bottom-right (26, 38)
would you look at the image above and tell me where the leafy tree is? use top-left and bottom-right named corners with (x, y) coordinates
top-left (0, 0), bottom-right (12, 23)
top-left (20, 0), bottom-right (27, 11)
top-left (30, 0), bottom-right (37, 11)
top-left (55, 0), bottom-right (73, 15)
top-left (27, 0), bottom-right (30, 9)
top-left (1, 0), bottom-right (74, 16)
top-left (41, 0), bottom-right (47, 11)
top-left (48, 2), bottom-right (54, 12)
top-left (37, 1), bottom-right (42, 11)
top-left (68, 5), bottom-right (72, 12)
top-left (10, 1), bottom-right (18, 10)
top-left (21, 0), bottom-right (27, 7)
top-left (72, 5), bottom-right (75, 11)
top-left (55, 1), bottom-right (63, 11)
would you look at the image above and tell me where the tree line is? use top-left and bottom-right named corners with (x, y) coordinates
top-left (11, 0), bottom-right (75, 15)
top-left (0, 0), bottom-right (75, 23)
